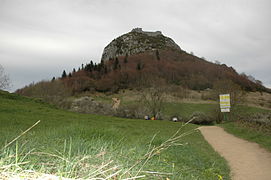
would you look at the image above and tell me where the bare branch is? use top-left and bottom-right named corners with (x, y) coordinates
top-left (0, 65), bottom-right (11, 90)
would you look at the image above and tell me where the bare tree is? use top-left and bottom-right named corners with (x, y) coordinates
top-left (139, 77), bottom-right (167, 119)
top-left (140, 87), bottom-right (165, 119)
top-left (0, 65), bottom-right (11, 90)
top-left (212, 79), bottom-right (245, 107)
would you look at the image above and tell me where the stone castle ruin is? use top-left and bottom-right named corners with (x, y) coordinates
top-left (131, 28), bottom-right (162, 36)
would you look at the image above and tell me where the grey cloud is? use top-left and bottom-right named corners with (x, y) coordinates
top-left (0, 0), bottom-right (270, 91)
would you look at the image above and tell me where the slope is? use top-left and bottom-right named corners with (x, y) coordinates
top-left (66, 49), bottom-right (267, 94)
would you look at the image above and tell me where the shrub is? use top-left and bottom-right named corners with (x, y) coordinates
top-left (115, 103), bottom-right (150, 119)
top-left (209, 106), bottom-right (224, 124)
top-left (236, 113), bottom-right (271, 133)
top-left (189, 112), bottom-right (214, 125)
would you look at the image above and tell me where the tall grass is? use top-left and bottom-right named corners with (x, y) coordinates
top-left (0, 120), bottom-right (199, 179)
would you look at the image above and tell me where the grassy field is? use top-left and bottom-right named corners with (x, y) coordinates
top-left (72, 90), bottom-right (271, 121)
top-left (163, 102), bottom-right (216, 119)
top-left (230, 105), bottom-right (271, 115)
top-left (0, 91), bottom-right (230, 179)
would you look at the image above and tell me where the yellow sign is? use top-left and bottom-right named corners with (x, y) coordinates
top-left (219, 94), bottom-right (230, 112)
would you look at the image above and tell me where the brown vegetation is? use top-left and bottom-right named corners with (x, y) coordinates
top-left (66, 50), bottom-right (268, 93)
top-left (245, 92), bottom-right (271, 109)
top-left (16, 80), bottom-right (72, 106)
top-left (16, 49), bottom-right (269, 106)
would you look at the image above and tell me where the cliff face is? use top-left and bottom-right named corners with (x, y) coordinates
top-left (101, 28), bottom-right (181, 61)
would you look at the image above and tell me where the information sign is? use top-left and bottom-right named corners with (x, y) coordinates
top-left (219, 94), bottom-right (230, 112)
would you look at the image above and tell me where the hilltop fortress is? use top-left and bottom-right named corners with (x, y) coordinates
top-left (101, 28), bottom-right (181, 61)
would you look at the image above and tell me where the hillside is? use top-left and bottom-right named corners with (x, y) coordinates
top-left (97, 49), bottom-right (267, 92)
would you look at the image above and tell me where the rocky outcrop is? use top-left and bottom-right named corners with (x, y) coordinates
top-left (70, 96), bottom-right (151, 119)
top-left (101, 28), bottom-right (181, 61)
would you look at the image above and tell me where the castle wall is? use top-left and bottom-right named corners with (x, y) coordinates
top-left (131, 28), bottom-right (162, 36)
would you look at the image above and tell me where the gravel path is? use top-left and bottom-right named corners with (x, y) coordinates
top-left (199, 126), bottom-right (271, 180)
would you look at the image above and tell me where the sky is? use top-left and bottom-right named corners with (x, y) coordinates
top-left (0, 0), bottom-right (270, 92)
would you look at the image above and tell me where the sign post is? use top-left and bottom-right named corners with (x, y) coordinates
top-left (219, 94), bottom-right (230, 121)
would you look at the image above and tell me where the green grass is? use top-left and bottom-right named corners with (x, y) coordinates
top-left (163, 102), bottom-right (217, 119)
top-left (219, 105), bottom-right (271, 152)
top-left (221, 122), bottom-right (271, 152)
top-left (231, 105), bottom-right (271, 115)
top-left (164, 102), bottom-right (271, 119)
top-left (0, 91), bottom-right (230, 179)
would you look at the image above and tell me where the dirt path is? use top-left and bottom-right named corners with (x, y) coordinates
top-left (199, 126), bottom-right (271, 180)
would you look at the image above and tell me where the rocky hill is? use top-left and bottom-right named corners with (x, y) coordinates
top-left (101, 28), bottom-right (181, 61)
top-left (16, 28), bottom-right (270, 97)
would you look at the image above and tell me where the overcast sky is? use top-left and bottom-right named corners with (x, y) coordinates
top-left (0, 0), bottom-right (270, 92)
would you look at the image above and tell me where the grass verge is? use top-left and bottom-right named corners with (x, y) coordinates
top-left (220, 122), bottom-right (271, 152)
top-left (220, 105), bottom-right (271, 152)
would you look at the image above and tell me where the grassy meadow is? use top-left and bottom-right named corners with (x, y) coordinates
top-left (0, 91), bottom-right (230, 179)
